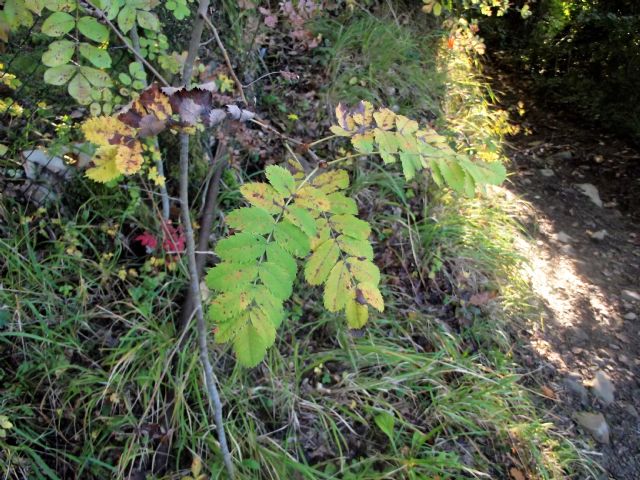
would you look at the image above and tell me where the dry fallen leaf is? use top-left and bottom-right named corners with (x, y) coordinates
top-left (509, 467), bottom-right (526, 480)
top-left (541, 385), bottom-right (557, 400)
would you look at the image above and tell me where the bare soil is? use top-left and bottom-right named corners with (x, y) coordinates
top-left (492, 67), bottom-right (640, 479)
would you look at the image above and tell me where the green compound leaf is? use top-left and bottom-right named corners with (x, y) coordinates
top-left (79, 66), bottom-right (112, 87)
top-left (215, 232), bottom-right (267, 263)
top-left (259, 262), bottom-right (293, 301)
top-left (136, 10), bottom-right (160, 31)
top-left (274, 221), bottom-right (310, 258)
top-left (117, 5), bottom-right (136, 33)
top-left (42, 40), bottom-right (75, 67)
top-left (285, 205), bottom-right (317, 237)
top-left (41, 11), bottom-right (75, 37)
top-left (266, 243), bottom-right (297, 279)
top-left (206, 163), bottom-right (380, 366)
top-left (233, 319), bottom-right (273, 368)
top-left (68, 72), bottom-right (92, 104)
top-left (226, 207), bottom-right (274, 235)
top-left (77, 16), bottom-right (109, 42)
top-left (78, 43), bottom-right (112, 68)
top-left (266, 164), bottom-right (296, 196)
top-left (205, 263), bottom-right (258, 292)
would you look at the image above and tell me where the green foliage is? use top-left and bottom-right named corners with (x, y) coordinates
top-left (206, 164), bottom-right (381, 367)
top-left (331, 101), bottom-right (506, 194)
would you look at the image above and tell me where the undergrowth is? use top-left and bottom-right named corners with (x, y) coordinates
top-left (0, 7), bottom-right (598, 480)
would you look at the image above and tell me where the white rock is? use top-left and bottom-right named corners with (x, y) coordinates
top-left (621, 290), bottom-right (640, 303)
top-left (539, 168), bottom-right (555, 177)
top-left (624, 312), bottom-right (637, 320)
top-left (574, 412), bottom-right (610, 444)
top-left (589, 230), bottom-right (607, 241)
top-left (576, 183), bottom-right (603, 207)
top-left (592, 370), bottom-right (615, 405)
top-left (555, 231), bottom-right (574, 243)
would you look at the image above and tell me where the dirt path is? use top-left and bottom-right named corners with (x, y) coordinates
top-left (492, 69), bottom-right (640, 479)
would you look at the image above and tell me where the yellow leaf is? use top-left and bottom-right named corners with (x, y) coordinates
top-left (114, 141), bottom-right (144, 175)
top-left (323, 260), bottom-right (353, 312)
top-left (81, 116), bottom-right (135, 147)
top-left (85, 146), bottom-right (121, 183)
top-left (395, 115), bottom-right (419, 135)
top-left (356, 282), bottom-right (384, 312)
top-left (351, 100), bottom-right (373, 127)
top-left (240, 183), bottom-right (284, 214)
top-left (373, 107), bottom-right (396, 130)
top-left (345, 297), bottom-right (368, 328)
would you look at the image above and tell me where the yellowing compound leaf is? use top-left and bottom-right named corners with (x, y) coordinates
top-left (114, 142), bottom-right (144, 175)
top-left (305, 238), bottom-right (340, 285)
top-left (351, 100), bottom-right (374, 127)
top-left (330, 214), bottom-right (371, 240)
top-left (323, 260), bottom-right (353, 312)
top-left (351, 131), bottom-right (375, 154)
top-left (345, 297), bottom-right (368, 328)
top-left (327, 192), bottom-right (358, 215)
top-left (311, 169), bottom-right (349, 194)
top-left (82, 116), bottom-right (135, 147)
top-left (356, 282), bottom-right (384, 312)
top-left (346, 257), bottom-right (380, 285)
top-left (85, 146), bottom-right (120, 183)
top-left (294, 185), bottom-right (331, 211)
top-left (337, 235), bottom-right (374, 260)
top-left (241, 183), bottom-right (285, 214)
top-left (395, 115), bottom-right (419, 135)
top-left (373, 107), bottom-right (396, 130)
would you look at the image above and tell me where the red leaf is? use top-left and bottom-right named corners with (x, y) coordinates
top-left (135, 231), bottom-right (158, 252)
top-left (162, 221), bottom-right (185, 254)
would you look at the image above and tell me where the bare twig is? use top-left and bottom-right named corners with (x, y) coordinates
top-left (178, 137), bottom-right (228, 335)
top-left (179, 134), bottom-right (234, 478)
top-left (200, 13), bottom-right (248, 105)
top-left (130, 26), bottom-right (170, 220)
top-left (182, 0), bottom-right (210, 85)
top-left (179, 2), bottom-right (235, 477)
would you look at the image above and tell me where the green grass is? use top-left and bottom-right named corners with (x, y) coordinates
top-left (315, 14), bottom-right (444, 118)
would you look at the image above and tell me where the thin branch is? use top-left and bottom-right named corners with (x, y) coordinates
top-left (83, 0), bottom-right (170, 87)
top-left (182, 0), bottom-right (211, 85)
top-left (200, 13), bottom-right (248, 105)
top-left (179, 133), bottom-right (235, 478)
top-left (180, 2), bottom-right (235, 478)
top-left (130, 26), bottom-right (170, 220)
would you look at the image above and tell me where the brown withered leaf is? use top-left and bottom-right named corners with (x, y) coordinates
top-left (468, 290), bottom-right (497, 306)
top-left (117, 83), bottom-right (172, 137)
